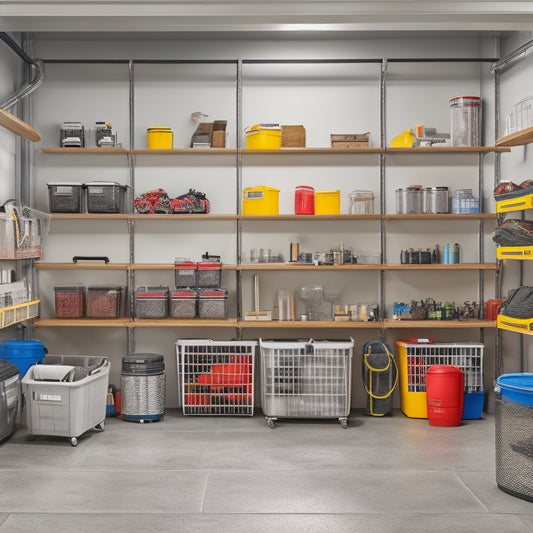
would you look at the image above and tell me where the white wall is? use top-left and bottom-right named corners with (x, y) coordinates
top-left (29, 33), bottom-right (503, 409)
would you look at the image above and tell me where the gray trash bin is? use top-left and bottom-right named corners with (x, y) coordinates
top-left (495, 373), bottom-right (533, 502)
top-left (0, 360), bottom-right (19, 443)
top-left (121, 353), bottom-right (165, 423)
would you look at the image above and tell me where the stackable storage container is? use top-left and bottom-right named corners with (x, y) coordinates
top-left (314, 190), bottom-right (341, 215)
top-left (174, 259), bottom-right (198, 287)
top-left (54, 285), bottom-right (85, 318)
top-left (170, 289), bottom-right (197, 319)
top-left (197, 262), bottom-right (222, 287)
top-left (86, 285), bottom-right (124, 318)
top-left (147, 127), bottom-right (173, 149)
top-left (135, 286), bottom-right (169, 319)
top-left (22, 355), bottom-right (109, 446)
top-left (244, 124), bottom-right (282, 149)
top-left (198, 289), bottom-right (227, 319)
top-left (242, 186), bottom-right (280, 215)
top-left (85, 181), bottom-right (127, 213)
top-left (47, 182), bottom-right (84, 213)
top-left (0, 360), bottom-right (20, 443)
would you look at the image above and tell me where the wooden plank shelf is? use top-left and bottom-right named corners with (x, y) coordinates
top-left (496, 127), bottom-right (533, 148)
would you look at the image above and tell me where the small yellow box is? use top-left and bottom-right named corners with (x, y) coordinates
top-left (147, 127), bottom-right (173, 149)
top-left (242, 186), bottom-right (280, 215)
top-left (245, 124), bottom-right (282, 150)
top-left (314, 190), bottom-right (340, 214)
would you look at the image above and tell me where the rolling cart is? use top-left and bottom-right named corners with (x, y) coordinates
top-left (259, 338), bottom-right (354, 428)
top-left (22, 355), bottom-right (109, 446)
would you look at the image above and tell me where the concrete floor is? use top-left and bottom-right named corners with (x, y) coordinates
top-left (0, 409), bottom-right (532, 533)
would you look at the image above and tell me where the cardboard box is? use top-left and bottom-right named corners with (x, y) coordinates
top-left (281, 125), bottom-right (306, 147)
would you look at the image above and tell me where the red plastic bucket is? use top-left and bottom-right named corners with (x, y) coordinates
top-left (426, 365), bottom-right (464, 427)
top-left (295, 185), bottom-right (315, 214)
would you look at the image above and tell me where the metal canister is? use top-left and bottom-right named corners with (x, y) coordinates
top-left (423, 187), bottom-right (449, 214)
top-left (450, 96), bottom-right (480, 147)
top-left (396, 186), bottom-right (423, 214)
top-left (121, 353), bottom-right (166, 423)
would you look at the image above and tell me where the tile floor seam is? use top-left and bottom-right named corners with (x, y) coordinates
top-left (452, 470), bottom-right (491, 512)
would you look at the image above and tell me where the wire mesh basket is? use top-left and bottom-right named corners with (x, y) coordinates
top-left (0, 204), bottom-right (50, 260)
top-left (259, 338), bottom-right (354, 428)
top-left (176, 339), bottom-right (257, 416)
top-left (396, 341), bottom-right (484, 419)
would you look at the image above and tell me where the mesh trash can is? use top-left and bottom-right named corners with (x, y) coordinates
top-left (0, 360), bottom-right (20, 443)
top-left (121, 353), bottom-right (165, 423)
top-left (495, 373), bottom-right (533, 502)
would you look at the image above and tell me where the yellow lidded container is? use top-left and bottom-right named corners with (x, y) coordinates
top-left (315, 190), bottom-right (341, 215)
top-left (245, 124), bottom-right (282, 150)
top-left (242, 186), bottom-right (280, 215)
top-left (147, 127), bottom-right (173, 149)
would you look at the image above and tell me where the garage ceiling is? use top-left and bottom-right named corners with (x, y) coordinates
top-left (0, 1), bottom-right (532, 33)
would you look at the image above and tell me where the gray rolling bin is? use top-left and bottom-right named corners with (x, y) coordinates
top-left (22, 355), bottom-right (109, 446)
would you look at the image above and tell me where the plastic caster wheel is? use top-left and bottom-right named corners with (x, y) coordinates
top-left (340, 418), bottom-right (348, 429)
top-left (266, 418), bottom-right (276, 429)
top-left (70, 437), bottom-right (78, 447)
top-left (95, 422), bottom-right (105, 432)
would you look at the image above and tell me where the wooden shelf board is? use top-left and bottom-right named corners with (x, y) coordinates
top-left (34, 318), bottom-right (131, 327)
top-left (238, 263), bottom-right (380, 271)
top-left (130, 318), bottom-right (238, 327)
top-left (0, 108), bottom-right (40, 142)
top-left (41, 147), bottom-right (128, 154)
top-left (131, 148), bottom-right (237, 155)
top-left (383, 213), bottom-right (497, 220)
top-left (384, 263), bottom-right (496, 270)
top-left (386, 146), bottom-right (509, 154)
top-left (36, 262), bottom-right (129, 270)
top-left (130, 213), bottom-right (236, 221)
top-left (50, 213), bottom-right (131, 220)
top-left (238, 214), bottom-right (381, 221)
top-left (383, 319), bottom-right (496, 328)
top-left (238, 320), bottom-right (383, 328)
top-left (496, 127), bottom-right (533, 147)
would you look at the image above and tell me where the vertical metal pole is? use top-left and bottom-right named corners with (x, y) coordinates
top-left (127, 59), bottom-right (135, 356)
top-left (478, 153), bottom-right (485, 326)
top-left (379, 59), bottom-right (388, 330)
top-left (236, 59), bottom-right (243, 335)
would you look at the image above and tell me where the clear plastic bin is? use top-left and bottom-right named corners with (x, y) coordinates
top-left (86, 181), bottom-right (127, 213)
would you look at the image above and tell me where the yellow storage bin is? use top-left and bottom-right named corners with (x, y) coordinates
top-left (245, 124), bottom-right (282, 150)
top-left (147, 127), bottom-right (173, 149)
top-left (242, 186), bottom-right (280, 215)
top-left (315, 190), bottom-right (340, 215)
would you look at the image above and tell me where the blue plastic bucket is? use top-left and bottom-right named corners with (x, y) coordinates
top-left (0, 340), bottom-right (46, 377)
top-left (495, 373), bottom-right (533, 406)
top-left (462, 391), bottom-right (484, 419)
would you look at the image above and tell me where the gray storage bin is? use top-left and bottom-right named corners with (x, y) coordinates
top-left (21, 355), bottom-right (109, 446)
top-left (86, 181), bottom-right (127, 213)
top-left (0, 360), bottom-right (19, 443)
top-left (197, 262), bottom-right (222, 287)
top-left (47, 182), bottom-right (84, 213)
top-left (170, 289), bottom-right (197, 319)
top-left (135, 286), bottom-right (169, 319)
top-left (198, 289), bottom-right (227, 319)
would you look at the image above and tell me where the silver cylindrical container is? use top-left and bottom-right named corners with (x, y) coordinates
top-left (450, 96), bottom-right (481, 147)
top-left (423, 187), bottom-right (449, 214)
top-left (121, 353), bottom-right (166, 422)
top-left (396, 186), bottom-right (423, 214)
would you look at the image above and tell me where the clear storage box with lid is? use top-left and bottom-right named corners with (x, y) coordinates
top-left (47, 182), bottom-right (84, 213)
top-left (348, 190), bottom-right (374, 214)
top-left (86, 285), bottom-right (124, 318)
top-left (135, 286), bottom-right (169, 319)
top-left (86, 181), bottom-right (127, 213)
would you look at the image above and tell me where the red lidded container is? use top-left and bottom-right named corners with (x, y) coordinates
top-left (295, 185), bottom-right (315, 215)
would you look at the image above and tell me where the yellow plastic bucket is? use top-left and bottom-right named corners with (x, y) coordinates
top-left (315, 190), bottom-right (341, 214)
top-left (147, 127), bottom-right (173, 149)
top-left (242, 186), bottom-right (280, 215)
top-left (245, 124), bottom-right (282, 150)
